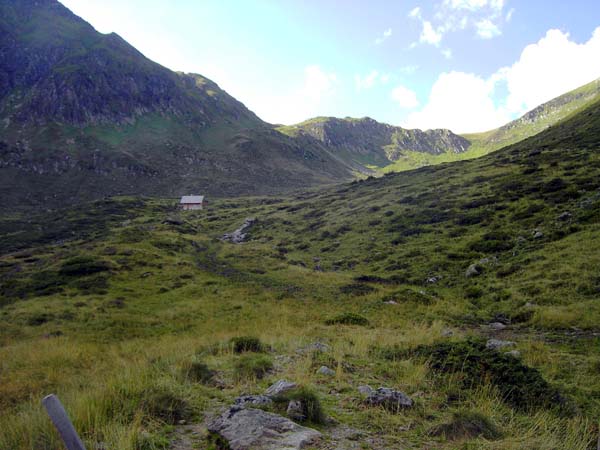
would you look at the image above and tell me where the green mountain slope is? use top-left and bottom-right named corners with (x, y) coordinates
top-left (464, 77), bottom-right (600, 153)
top-left (1, 85), bottom-right (599, 448)
top-left (0, 0), bottom-right (356, 210)
top-left (279, 116), bottom-right (471, 169)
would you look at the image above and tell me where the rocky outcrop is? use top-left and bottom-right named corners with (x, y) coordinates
top-left (221, 218), bottom-right (256, 244)
top-left (207, 406), bottom-right (321, 450)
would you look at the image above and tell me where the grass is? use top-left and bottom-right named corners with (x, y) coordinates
top-left (1, 100), bottom-right (600, 448)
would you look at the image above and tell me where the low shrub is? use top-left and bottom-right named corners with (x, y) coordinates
top-left (325, 313), bottom-right (369, 326)
top-left (59, 256), bottom-right (111, 277)
top-left (339, 283), bottom-right (376, 296)
top-left (234, 354), bottom-right (273, 380)
top-left (183, 359), bottom-right (215, 384)
top-left (272, 386), bottom-right (326, 424)
top-left (230, 336), bottom-right (265, 353)
top-left (141, 386), bottom-right (192, 424)
top-left (429, 409), bottom-right (501, 440)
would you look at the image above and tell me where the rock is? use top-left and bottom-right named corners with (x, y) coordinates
top-left (357, 385), bottom-right (374, 396)
top-left (533, 230), bottom-right (544, 239)
top-left (506, 350), bottom-right (521, 358)
top-left (488, 322), bottom-right (507, 331)
top-left (425, 275), bottom-right (442, 284)
top-left (296, 342), bottom-right (330, 354)
top-left (234, 395), bottom-right (273, 407)
top-left (557, 211), bottom-right (572, 221)
top-left (317, 366), bottom-right (336, 376)
top-left (265, 380), bottom-right (297, 397)
top-left (384, 300), bottom-right (398, 305)
top-left (221, 218), bottom-right (257, 244)
top-left (465, 263), bottom-right (482, 278)
top-left (441, 328), bottom-right (454, 337)
top-left (207, 406), bottom-right (321, 450)
top-left (486, 339), bottom-right (516, 350)
top-left (286, 400), bottom-right (306, 422)
top-left (364, 387), bottom-right (413, 412)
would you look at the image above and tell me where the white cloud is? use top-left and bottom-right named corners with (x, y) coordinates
top-left (410, 0), bottom-right (505, 46)
top-left (505, 7), bottom-right (515, 22)
top-left (420, 21), bottom-right (443, 45)
top-left (475, 19), bottom-right (501, 38)
top-left (355, 70), bottom-right (390, 90)
top-left (402, 27), bottom-right (600, 133)
top-left (501, 27), bottom-right (600, 114)
top-left (409, 6), bottom-right (422, 18)
top-left (302, 65), bottom-right (337, 103)
top-left (403, 71), bottom-right (510, 133)
top-left (375, 28), bottom-right (392, 45)
top-left (441, 48), bottom-right (453, 59)
top-left (391, 85), bottom-right (419, 109)
top-left (400, 64), bottom-right (419, 74)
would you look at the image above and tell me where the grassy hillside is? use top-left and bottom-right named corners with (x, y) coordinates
top-left (464, 78), bottom-right (600, 154)
top-left (1, 99), bottom-right (599, 448)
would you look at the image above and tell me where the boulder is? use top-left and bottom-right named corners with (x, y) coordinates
top-left (364, 387), bottom-right (413, 412)
top-left (357, 385), bottom-right (374, 396)
top-left (286, 400), bottom-right (306, 422)
top-left (234, 395), bottom-right (273, 407)
top-left (486, 339), bottom-right (516, 350)
top-left (316, 366), bottom-right (336, 377)
top-left (465, 263), bottom-right (482, 278)
top-left (488, 322), bottom-right (507, 331)
top-left (207, 406), bottom-right (321, 450)
top-left (557, 211), bottom-right (572, 221)
top-left (265, 380), bottom-right (297, 397)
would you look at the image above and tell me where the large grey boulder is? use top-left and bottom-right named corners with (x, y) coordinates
top-left (364, 387), bottom-right (413, 412)
top-left (207, 406), bottom-right (321, 450)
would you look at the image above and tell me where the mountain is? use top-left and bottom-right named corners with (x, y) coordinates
top-left (2, 87), bottom-right (599, 448)
top-left (279, 116), bottom-right (471, 168)
top-left (0, 0), bottom-right (356, 210)
top-left (464, 77), bottom-right (600, 153)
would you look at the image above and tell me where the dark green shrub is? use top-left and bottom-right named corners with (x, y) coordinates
top-left (230, 336), bottom-right (265, 353)
top-left (339, 283), bottom-right (376, 296)
top-left (408, 339), bottom-right (568, 411)
top-left (325, 313), bottom-right (369, 326)
top-left (272, 386), bottom-right (326, 424)
top-left (183, 360), bottom-right (215, 384)
top-left (429, 409), bottom-right (501, 440)
top-left (27, 312), bottom-right (53, 326)
top-left (234, 354), bottom-right (273, 380)
top-left (59, 256), bottom-right (110, 276)
top-left (141, 387), bottom-right (192, 424)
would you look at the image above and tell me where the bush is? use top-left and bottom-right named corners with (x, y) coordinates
top-left (59, 256), bottom-right (111, 276)
top-left (183, 360), bottom-right (215, 384)
top-left (234, 354), bottom-right (273, 380)
top-left (272, 386), bottom-right (326, 424)
top-left (141, 386), bottom-right (192, 424)
top-left (339, 283), bottom-right (376, 296)
top-left (325, 313), bottom-right (369, 326)
top-left (408, 339), bottom-right (568, 411)
top-left (429, 409), bottom-right (501, 440)
top-left (230, 336), bottom-right (265, 353)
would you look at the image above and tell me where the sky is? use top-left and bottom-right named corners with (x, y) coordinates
top-left (59, 0), bottom-right (600, 133)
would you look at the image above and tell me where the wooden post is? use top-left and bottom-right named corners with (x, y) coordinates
top-left (42, 394), bottom-right (87, 450)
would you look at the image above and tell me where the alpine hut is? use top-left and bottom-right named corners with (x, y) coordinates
top-left (180, 195), bottom-right (204, 210)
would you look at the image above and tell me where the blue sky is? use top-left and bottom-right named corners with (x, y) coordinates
top-left (59, 0), bottom-right (600, 133)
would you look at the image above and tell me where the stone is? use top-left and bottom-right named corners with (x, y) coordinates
top-left (265, 380), bottom-right (298, 397)
top-left (286, 400), bottom-right (306, 422)
top-left (465, 263), bottom-right (482, 278)
top-left (317, 366), bottom-right (336, 376)
top-left (425, 275), bottom-right (442, 284)
top-left (221, 218), bottom-right (257, 244)
top-left (364, 387), bottom-right (413, 412)
top-left (357, 385), bottom-right (374, 396)
top-left (488, 322), bottom-right (507, 331)
top-left (296, 342), bottom-right (330, 354)
top-left (234, 395), bottom-right (273, 407)
top-left (441, 328), bottom-right (454, 337)
top-left (207, 406), bottom-right (321, 450)
top-left (384, 300), bottom-right (398, 305)
top-left (505, 350), bottom-right (521, 358)
top-left (557, 211), bottom-right (572, 221)
top-left (486, 339), bottom-right (516, 350)
top-left (533, 230), bottom-right (544, 239)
